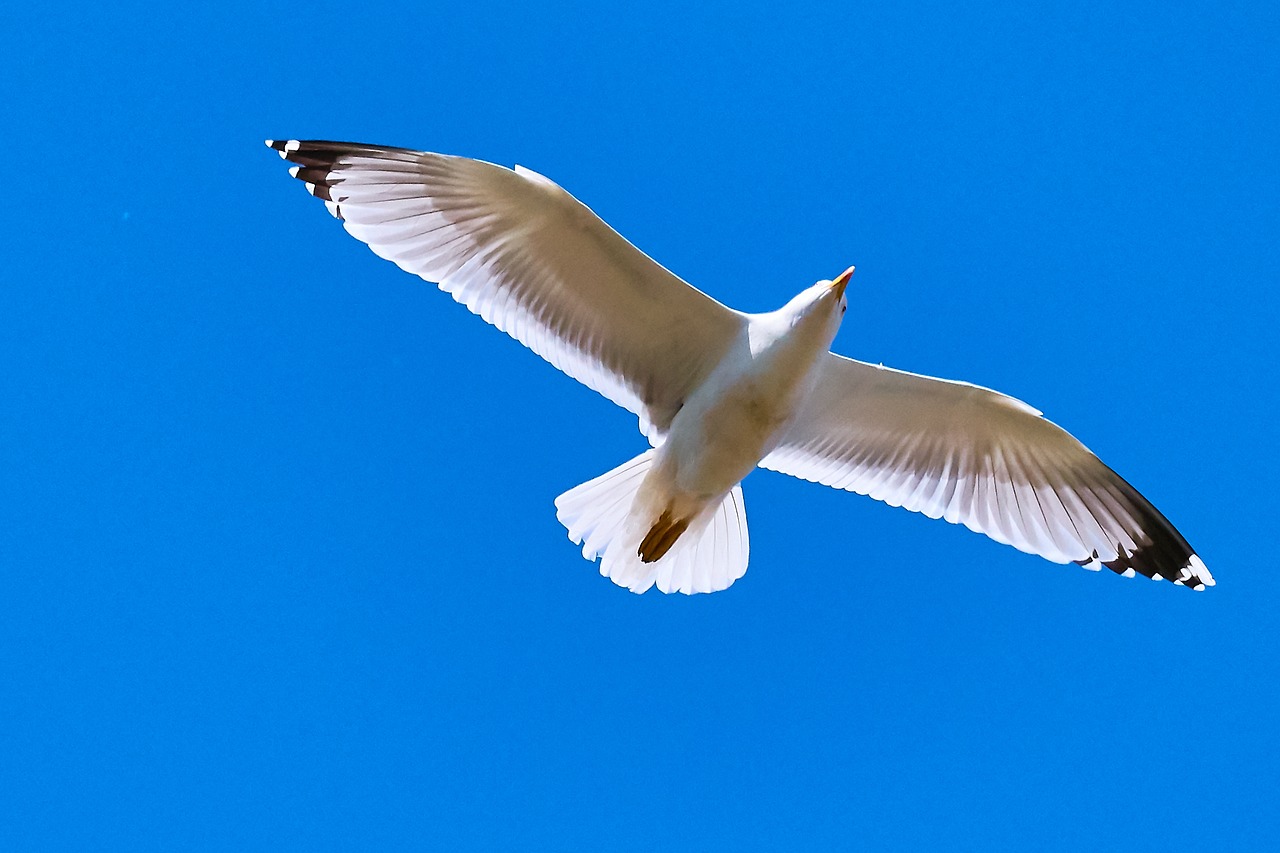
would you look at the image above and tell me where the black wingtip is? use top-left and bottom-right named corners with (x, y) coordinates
top-left (265, 138), bottom-right (299, 160)
top-left (1076, 464), bottom-right (1216, 591)
top-left (265, 139), bottom-right (346, 168)
top-left (1094, 547), bottom-right (1214, 591)
top-left (1074, 536), bottom-right (1213, 591)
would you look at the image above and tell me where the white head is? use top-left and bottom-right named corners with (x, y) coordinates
top-left (781, 266), bottom-right (854, 339)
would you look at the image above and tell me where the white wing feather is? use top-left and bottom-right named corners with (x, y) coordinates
top-left (762, 354), bottom-right (1213, 589)
top-left (267, 139), bottom-right (744, 441)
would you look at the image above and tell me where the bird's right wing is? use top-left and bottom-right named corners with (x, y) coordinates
top-left (761, 353), bottom-right (1213, 589)
top-left (267, 140), bottom-right (745, 441)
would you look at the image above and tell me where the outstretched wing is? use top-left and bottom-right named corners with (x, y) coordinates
top-left (267, 139), bottom-right (745, 441)
top-left (761, 353), bottom-right (1213, 590)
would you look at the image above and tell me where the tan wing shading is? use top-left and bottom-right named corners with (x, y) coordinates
top-left (266, 139), bottom-right (745, 442)
top-left (761, 353), bottom-right (1213, 589)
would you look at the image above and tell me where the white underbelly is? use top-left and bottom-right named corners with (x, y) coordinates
top-left (661, 371), bottom-right (807, 498)
top-left (642, 310), bottom-right (833, 511)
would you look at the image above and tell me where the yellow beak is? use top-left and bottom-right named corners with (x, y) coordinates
top-left (831, 266), bottom-right (855, 298)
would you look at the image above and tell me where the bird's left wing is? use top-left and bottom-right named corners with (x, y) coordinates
top-left (760, 353), bottom-right (1213, 589)
top-left (267, 140), bottom-right (745, 440)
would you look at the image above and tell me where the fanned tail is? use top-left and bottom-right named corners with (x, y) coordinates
top-left (555, 450), bottom-right (657, 570)
top-left (554, 452), bottom-right (750, 595)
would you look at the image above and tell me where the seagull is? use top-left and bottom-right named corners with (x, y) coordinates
top-left (266, 139), bottom-right (1213, 595)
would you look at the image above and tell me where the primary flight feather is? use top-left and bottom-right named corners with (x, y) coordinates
top-left (266, 138), bottom-right (1212, 594)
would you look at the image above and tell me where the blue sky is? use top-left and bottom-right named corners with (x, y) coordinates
top-left (3, 0), bottom-right (1278, 849)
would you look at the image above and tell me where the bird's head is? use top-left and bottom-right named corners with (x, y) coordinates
top-left (783, 266), bottom-right (854, 338)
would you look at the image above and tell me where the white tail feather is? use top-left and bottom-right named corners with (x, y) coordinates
top-left (554, 452), bottom-right (750, 595)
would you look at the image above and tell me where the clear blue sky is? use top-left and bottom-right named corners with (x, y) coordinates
top-left (3, 1), bottom-right (1278, 849)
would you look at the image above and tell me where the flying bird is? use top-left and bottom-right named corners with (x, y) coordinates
top-left (266, 139), bottom-right (1212, 595)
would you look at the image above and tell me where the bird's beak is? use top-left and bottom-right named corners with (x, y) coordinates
top-left (830, 266), bottom-right (855, 298)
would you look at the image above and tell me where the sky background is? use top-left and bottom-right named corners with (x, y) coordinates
top-left (3, 0), bottom-right (1279, 849)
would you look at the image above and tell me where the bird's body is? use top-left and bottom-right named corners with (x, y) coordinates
top-left (584, 275), bottom-right (847, 590)
top-left (659, 284), bottom-right (845, 515)
top-left (266, 138), bottom-right (1214, 594)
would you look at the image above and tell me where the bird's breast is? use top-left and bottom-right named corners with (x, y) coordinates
top-left (661, 333), bottom-right (826, 496)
